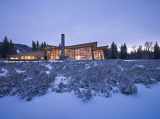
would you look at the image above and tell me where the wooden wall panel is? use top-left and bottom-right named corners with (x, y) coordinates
top-left (8, 51), bottom-right (46, 61)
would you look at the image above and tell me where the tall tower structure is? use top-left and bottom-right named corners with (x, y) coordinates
top-left (61, 34), bottom-right (65, 56)
top-left (60, 34), bottom-right (69, 60)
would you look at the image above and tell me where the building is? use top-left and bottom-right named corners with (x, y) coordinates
top-left (8, 34), bottom-right (110, 61)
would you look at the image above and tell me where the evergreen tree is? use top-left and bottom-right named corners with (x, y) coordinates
top-left (120, 44), bottom-right (124, 59)
top-left (36, 40), bottom-right (39, 51)
top-left (32, 41), bottom-right (36, 51)
top-left (111, 41), bottom-right (118, 59)
top-left (40, 42), bottom-right (44, 48)
top-left (130, 51), bottom-right (134, 59)
top-left (123, 43), bottom-right (127, 59)
top-left (137, 46), bottom-right (142, 59)
top-left (154, 42), bottom-right (160, 59)
top-left (44, 41), bottom-right (46, 47)
top-left (0, 45), bottom-right (1, 58)
top-left (1, 36), bottom-right (10, 58)
top-left (9, 39), bottom-right (15, 55)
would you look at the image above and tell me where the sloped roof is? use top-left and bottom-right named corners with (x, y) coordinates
top-left (40, 42), bottom-right (110, 51)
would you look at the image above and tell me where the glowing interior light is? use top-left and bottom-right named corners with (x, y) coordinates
top-left (77, 56), bottom-right (80, 60)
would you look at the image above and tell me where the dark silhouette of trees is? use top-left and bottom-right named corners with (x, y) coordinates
top-left (36, 40), bottom-right (39, 51)
top-left (40, 41), bottom-right (47, 48)
top-left (137, 46), bottom-right (143, 59)
top-left (32, 41), bottom-right (36, 51)
top-left (9, 39), bottom-right (17, 55)
top-left (120, 44), bottom-right (124, 59)
top-left (32, 40), bottom-right (47, 51)
top-left (41, 42), bottom-right (44, 48)
top-left (144, 42), bottom-right (153, 59)
top-left (123, 43), bottom-right (127, 59)
top-left (44, 41), bottom-right (46, 47)
top-left (111, 41), bottom-right (118, 59)
top-left (120, 43), bottom-right (127, 59)
top-left (154, 42), bottom-right (160, 59)
top-left (0, 36), bottom-right (17, 58)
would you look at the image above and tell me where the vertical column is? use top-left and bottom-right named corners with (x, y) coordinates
top-left (61, 34), bottom-right (65, 56)
top-left (91, 47), bottom-right (94, 60)
top-left (74, 49), bottom-right (75, 60)
top-left (60, 34), bottom-right (65, 60)
top-left (103, 50), bottom-right (105, 60)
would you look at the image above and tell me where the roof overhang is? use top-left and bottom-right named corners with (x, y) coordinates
top-left (40, 42), bottom-right (110, 52)
top-left (40, 45), bottom-right (60, 51)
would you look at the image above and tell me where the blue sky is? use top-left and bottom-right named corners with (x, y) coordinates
top-left (0, 0), bottom-right (160, 52)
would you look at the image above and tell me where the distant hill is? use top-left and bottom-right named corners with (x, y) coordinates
top-left (0, 42), bottom-right (32, 54)
top-left (14, 44), bottom-right (32, 53)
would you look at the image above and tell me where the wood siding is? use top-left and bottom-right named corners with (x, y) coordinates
top-left (8, 51), bottom-right (46, 61)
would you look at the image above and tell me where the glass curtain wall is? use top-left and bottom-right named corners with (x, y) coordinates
top-left (93, 50), bottom-right (104, 60)
top-left (65, 47), bottom-right (92, 60)
top-left (75, 47), bottom-right (92, 60)
top-left (65, 49), bottom-right (74, 59)
top-left (50, 49), bottom-right (61, 60)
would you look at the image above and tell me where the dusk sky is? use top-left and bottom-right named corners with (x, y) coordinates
top-left (0, 0), bottom-right (160, 52)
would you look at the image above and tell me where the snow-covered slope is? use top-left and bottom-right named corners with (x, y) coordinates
top-left (0, 83), bottom-right (160, 119)
top-left (0, 42), bottom-right (32, 54)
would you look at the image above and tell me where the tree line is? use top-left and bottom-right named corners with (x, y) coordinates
top-left (109, 41), bottom-right (160, 59)
top-left (31, 40), bottom-right (47, 51)
top-left (0, 36), bottom-right (17, 58)
top-left (0, 36), bottom-right (47, 58)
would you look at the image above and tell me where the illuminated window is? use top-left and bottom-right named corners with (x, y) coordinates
top-left (31, 56), bottom-right (34, 59)
top-left (25, 56), bottom-right (28, 59)
top-left (93, 50), bottom-right (104, 60)
top-left (15, 57), bottom-right (18, 59)
top-left (21, 56), bottom-right (25, 59)
top-left (28, 56), bottom-right (31, 59)
top-left (50, 49), bottom-right (60, 60)
top-left (74, 47), bottom-right (92, 60)
top-left (10, 57), bottom-right (14, 59)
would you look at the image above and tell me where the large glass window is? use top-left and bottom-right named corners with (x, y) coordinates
top-left (21, 56), bottom-right (25, 59)
top-left (65, 49), bottom-right (74, 59)
top-left (75, 47), bottom-right (92, 60)
top-left (50, 47), bottom-right (93, 60)
top-left (93, 50), bottom-right (104, 60)
top-left (50, 49), bottom-right (61, 60)
top-left (31, 56), bottom-right (34, 59)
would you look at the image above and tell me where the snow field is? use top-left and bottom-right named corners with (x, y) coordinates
top-left (0, 83), bottom-right (160, 119)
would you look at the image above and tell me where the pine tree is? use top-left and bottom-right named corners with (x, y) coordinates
top-left (154, 42), bottom-right (160, 59)
top-left (36, 40), bottom-right (39, 51)
top-left (137, 46), bottom-right (142, 59)
top-left (32, 41), bottom-right (36, 51)
top-left (111, 41), bottom-right (118, 59)
top-left (44, 41), bottom-right (46, 47)
top-left (0, 45), bottom-right (2, 58)
top-left (1, 36), bottom-right (10, 58)
top-left (40, 42), bottom-right (44, 48)
top-left (123, 43), bottom-right (127, 59)
top-left (120, 44), bottom-right (124, 59)
top-left (9, 39), bottom-right (15, 55)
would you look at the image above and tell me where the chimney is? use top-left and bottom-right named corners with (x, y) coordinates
top-left (61, 34), bottom-right (65, 57)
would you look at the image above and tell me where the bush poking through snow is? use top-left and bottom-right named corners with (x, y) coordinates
top-left (0, 59), bottom-right (159, 101)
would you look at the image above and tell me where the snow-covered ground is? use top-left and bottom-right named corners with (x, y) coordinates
top-left (0, 83), bottom-right (160, 119)
top-left (17, 49), bottom-right (21, 54)
top-left (0, 59), bottom-right (160, 119)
